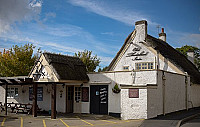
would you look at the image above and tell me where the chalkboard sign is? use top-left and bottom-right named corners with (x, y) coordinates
top-left (100, 87), bottom-right (107, 104)
top-left (29, 87), bottom-right (43, 101)
top-left (129, 88), bottom-right (139, 98)
top-left (82, 87), bottom-right (89, 102)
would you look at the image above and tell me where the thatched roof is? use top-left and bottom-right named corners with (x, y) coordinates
top-left (146, 35), bottom-right (200, 84)
top-left (107, 32), bottom-right (200, 84)
top-left (43, 53), bottom-right (89, 82)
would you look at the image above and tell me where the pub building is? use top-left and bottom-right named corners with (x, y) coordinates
top-left (1, 20), bottom-right (200, 120)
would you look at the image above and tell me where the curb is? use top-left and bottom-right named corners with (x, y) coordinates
top-left (176, 112), bottom-right (200, 127)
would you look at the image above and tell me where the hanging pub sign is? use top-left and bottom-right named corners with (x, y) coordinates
top-left (82, 87), bottom-right (89, 102)
top-left (29, 87), bottom-right (43, 101)
top-left (129, 88), bottom-right (139, 98)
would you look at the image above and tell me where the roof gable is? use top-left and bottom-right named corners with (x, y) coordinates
top-left (107, 30), bottom-right (135, 71)
top-left (43, 53), bottom-right (89, 82)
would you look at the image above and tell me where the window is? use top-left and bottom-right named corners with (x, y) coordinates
top-left (75, 87), bottom-right (81, 102)
top-left (29, 87), bottom-right (43, 101)
top-left (7, 88), bottom-right (18, 98)
top-left (123, 66), bottom-right (129, 71)
top-left (135, 62), bottom-right (153, 70)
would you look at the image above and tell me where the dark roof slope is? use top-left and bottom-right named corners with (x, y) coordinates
top-left (147, 35), bottom-right (200, 84)
top-left (43, 53), bottom-right (89, 82)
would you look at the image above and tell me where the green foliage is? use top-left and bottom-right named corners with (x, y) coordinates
top-left (0, 43), bottom-right (39, 77)
top-left (75, 50), bottom-right (100, 72)
top-left (112, 83), bottom-right (121, 93)
top-left (176, 45), bottom-right (200, 71)
top-left (98, 66), bottom-right (108, 72)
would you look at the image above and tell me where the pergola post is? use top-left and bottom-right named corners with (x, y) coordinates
top-left (5, 84), bottom-right (8, 115)
top-left (33, 83), bottom-right (38, 117)
top-left (51, 83), bottom-right (56, 119)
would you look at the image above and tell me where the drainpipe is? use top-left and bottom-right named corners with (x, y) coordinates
top-left (185, 74), bottom-right (188, 110)
top-left (162, 71), bottom-right (166, 115)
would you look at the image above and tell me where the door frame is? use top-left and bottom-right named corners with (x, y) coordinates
top-left (66, 85), bottom-right (74, 113)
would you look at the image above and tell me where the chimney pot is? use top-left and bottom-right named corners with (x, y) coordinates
top-left (159, 28), bottom-right (166, 42)
top-left (161, 28), bottom-right (164, 33)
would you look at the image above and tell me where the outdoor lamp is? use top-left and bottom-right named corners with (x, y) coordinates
top-left (33, 69), bottom-right (41, 81)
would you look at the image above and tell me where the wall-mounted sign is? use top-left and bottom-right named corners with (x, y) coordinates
top-left (126, 43), bottom-right (149, 61)
top-left (100, 87), bottom-right (107, 104)
top-left (82, 87), bottom-right (89, 102)
top-left (129, 88), bottom-right (139, 98)
top-left (29, 87), bottom-right (43, 101)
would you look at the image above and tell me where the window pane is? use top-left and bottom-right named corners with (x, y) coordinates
top-left (15, 88), bottom-right (18, 97)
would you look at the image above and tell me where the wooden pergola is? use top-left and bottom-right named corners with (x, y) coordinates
top-left (0, 77), bottom-right (64, 119)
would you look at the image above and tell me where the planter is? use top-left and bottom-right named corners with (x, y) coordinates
top-left (112, 83), bottom-right (121, 94)
top-left (112, 88), bottom-right (121, 93)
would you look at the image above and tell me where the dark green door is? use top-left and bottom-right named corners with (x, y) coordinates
top-left (90, 85), bottom-right (108, 114)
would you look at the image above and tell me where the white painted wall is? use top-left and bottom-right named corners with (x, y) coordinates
top-left (0, 86), bottom-right (5, 103)
top-left (189, 84), bottom-right (200, 107)
top-left (164, 72), bottom-right (186, 113)
top-left (88, 70), bottom-right (157, 119)
top-left (147, 71), bottom-right (188, 119)
top-left (121, 88), bottom-right (147, 120)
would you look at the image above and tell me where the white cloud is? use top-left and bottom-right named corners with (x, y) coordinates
top-left (181, 34), bottom-right (200, 48)
top-left (99, 56), bottom-right (113, 66)
top-left (0, 0), bottom-right (42, 34)
top-left (166, 28), bottom-right (200, 48)
top-left (44, 25), bottom-right (82, 37)
top-left (68, 0), bottom-right (157, 26)
top-left (43, 12), bottom-right (56, 22)
top-left (101, 32), bottom-right (114, 36)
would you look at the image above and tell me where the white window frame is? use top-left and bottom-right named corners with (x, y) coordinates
top-left (75, 87), bottom-right (81, 103)
top-left (135, 62), bottom-right (154, 70)
top-left (7, 87), bottom-right (18, 98)
top-left (123, 66), bottom-right (129, 71)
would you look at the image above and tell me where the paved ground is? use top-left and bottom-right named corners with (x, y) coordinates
top-left (139, 107), bottom-right (200, 127)
top-left (181, 115), bottom-right (200, 127)
top-left (0, 112), bottom-right (143, 127)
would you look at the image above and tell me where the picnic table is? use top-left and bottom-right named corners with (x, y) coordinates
top-left (0, 102), bottom-right (4, 112)
top-left (15, 103), bottom-right (33, 114)
top-left (0, 102), bottom-right (41, 114)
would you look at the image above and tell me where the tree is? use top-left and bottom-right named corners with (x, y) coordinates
top-left (75, 50), bottom-right (100, 72)
top-left (98, 66), bottom-right (108, 72)
top-left (0, 43), bottom-right (39, 77)
top-left (176, 45), bottom-right (200, 71)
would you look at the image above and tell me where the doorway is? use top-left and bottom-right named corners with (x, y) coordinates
top-left (90, 85), bottom-right (108, 115)
top-left (66, 86), bottom-right (74, 113)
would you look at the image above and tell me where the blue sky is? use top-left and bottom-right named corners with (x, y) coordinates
top-left (0, 0), bottom-right (200, 68)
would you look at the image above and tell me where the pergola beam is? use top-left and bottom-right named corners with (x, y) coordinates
top-left (33, 83), bottom-right (38, 117)
top-left (51, 83), bottom-right (56, 119)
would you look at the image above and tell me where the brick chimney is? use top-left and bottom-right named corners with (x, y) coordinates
top-left (135, 20), bottom-right (147, 42)
top-left (187, 50), bottom-right (195, 64)
top-left (159, 28), bottom-right (166, 42)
